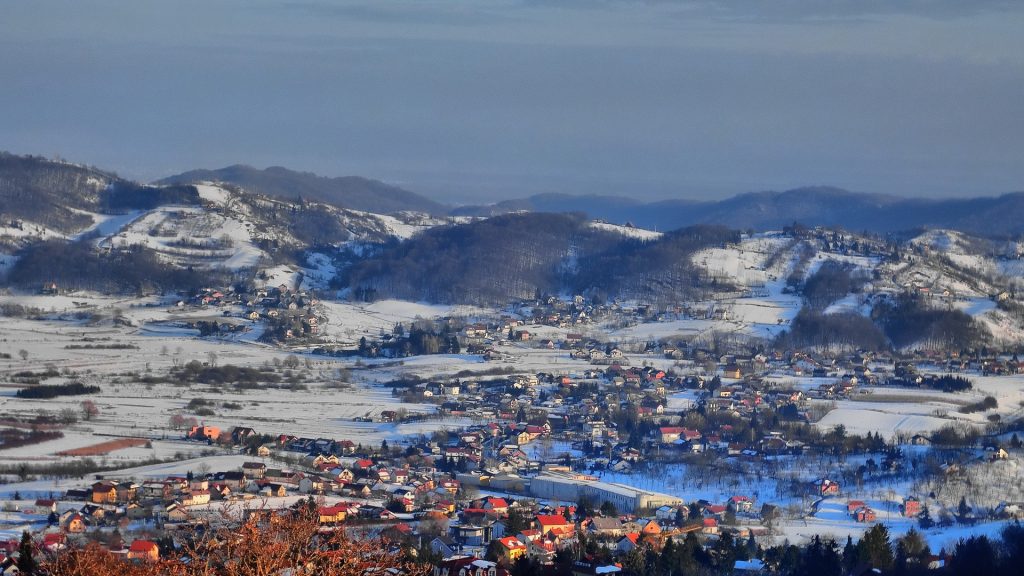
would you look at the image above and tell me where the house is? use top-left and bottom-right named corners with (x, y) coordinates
top-left (535, 514), bottom-right (574, 536)
top-left (42, 533), bottom-right (66, 552)
top-left (165, 503), bottom-right (189, 523)
top-left (433, 557), bottom-right (506, 576)
top-left (242, 462), bottom-right (267, 479)
top-left (817, 479), bottom-right (840, 496)
top-left (616, 533), bottom-right (641, 554)
top-left (63, 513), bottom-right (86, 533)
top-left (901, 497), bottom-right (922, 518)
top-left (658, 427), bottom-right (685, 443)
top-left (258, 483), bottom-right (288, 498)
top-left (127, 540), bottom-right (160, 562)
top-left (430, 536), bottom-right (461, 559)
top-left (187, 424), bottom-right (221, 441)
top-left (853, 507), bottom-right (877, 523)
top-left (495, 537), bottom-right (527, 562)
top-left (729, 495), bottom-right (754, 513)
top-left (231, 427), bottom-right (257, 444)
top-left (586, 516), bottom-right (624, 537)
top-left (640, 519), bottom-right (662, 536)
top-left (182, 489), bottom-right (211, 507)
top-left (318, 503), bottom-right (350, 524)
top-left (483, 497), bottom-right (509, 516)
top-left (733, 559), bottom-right (766, 574)
top-left (846, 500), bottom-right (867, 514)
top-left (91, 482), bottom-right (117, 504)
top-left (701, 518), bottom-right (719, 535)
top-left (449, 524), bottom-right (493, 547)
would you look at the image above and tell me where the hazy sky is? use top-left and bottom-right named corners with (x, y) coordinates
top-left (2, 1), bottom-right (1022, 204)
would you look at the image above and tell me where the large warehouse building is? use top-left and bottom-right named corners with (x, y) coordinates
top-left (530, 473), bottom-right (682, 514)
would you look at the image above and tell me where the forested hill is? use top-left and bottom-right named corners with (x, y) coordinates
top-left (342, 213), bottom-right (739, 305)
top-left (158, 164), bottom-right (447, 216)
top-left (453, 187), bottom-right (1024, 237)
top-left (0, 152), bottom-right (199, 235)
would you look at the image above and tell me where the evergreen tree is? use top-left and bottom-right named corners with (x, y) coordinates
top-left (949, 535), bottom-right (997, 576)
top-left (799, 535), bottom-right (842, 576)
top-left (741, 533), bottom-right (756, 561)
top-left (713, 532), bottom-right (738, 572)
top-left (17, 531), bottom-right (35, 575)
top-left (918, 505), bottom-right (934, 529)
top-left (857, 524), bottom-right (894, 570)
top-left (599, 500), bottom-right (618, 517)
top-left (842, 535), bottom-right (858, 571)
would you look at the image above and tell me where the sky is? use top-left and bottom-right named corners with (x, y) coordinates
top-left (1, 0), bottom-right (1023, 204)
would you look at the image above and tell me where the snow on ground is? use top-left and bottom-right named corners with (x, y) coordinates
top-left (98, 206), bottom-right (267, 270)
top-left (72, 210), bottom-right (145, 243)
top-left (912, 230), bottom-right (996, 274)
top-left (194, 183), bottom-right (232, 206)
top-left (0, 310), bottom-right (473, 467)
top-left (816, 408), bottom-right (955, 438)
top-left (608, 318), bottom-right (722, 341)
top-left (301, 252), bottom-right (337, 291)
top-left (588, 221), bottom-right (662, 241)
top-left (823, 293), bottom-right (873, 316)
top-left (346, 210), bottom-right (426, 240)
top-left (317, 300), bottom-right (490, 345)
top-left (256, 264), bottom-right (302, 291)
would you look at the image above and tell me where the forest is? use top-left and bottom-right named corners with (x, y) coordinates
top-left (343, 213), bottom-right (739, 305)
top-left (7, 239), bottom-right (224, 294)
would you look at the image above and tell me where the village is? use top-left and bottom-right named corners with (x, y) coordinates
top-left (2, 306), bottom-right (1023, 576)
top-left (3, 219), bottom-right (1024, 574)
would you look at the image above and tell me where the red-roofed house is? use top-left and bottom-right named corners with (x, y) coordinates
top-left (535, 515), bottom-right (574, 536)
top-left (495, 537), bottom-right (527, 562)
top-left (128, 539), bottom-right (160, 561)
top-left (483, 497), bottom-right (509, 515)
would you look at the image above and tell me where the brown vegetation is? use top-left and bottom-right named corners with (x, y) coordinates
top-left (42, 506), bottom-right (425, 576)
top-left (56, 437), bottom-right (149, 457)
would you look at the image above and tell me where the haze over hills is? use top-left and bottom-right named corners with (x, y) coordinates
top-left (160, 162), bottom-right (1024, 237)
top-left (158, 164), bottom-right (448, 216)
top-left (454, 187), bottom-right (1024, 237)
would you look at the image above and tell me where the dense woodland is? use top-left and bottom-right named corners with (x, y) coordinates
top-left (344, 214), bottom-right (737, 305)
top-left (8, 240), bottom-right (222, 294)
top-left (102, 182), bottom-right (200, 211)
top-left (873, 294), bottom-right (988, 351)
top-left (0, 153), bottom-right (112, 233)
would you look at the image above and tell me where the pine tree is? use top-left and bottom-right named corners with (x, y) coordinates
top-left (958, 496), bottom-right (970, 519)
top-left (857, 524), bottom-right (894, 570)
top-left (842, 535), bottom-right (858, 571)
top-left (17, 531), bottom-right (35, 575)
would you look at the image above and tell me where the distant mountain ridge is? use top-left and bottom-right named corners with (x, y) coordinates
top-left (454, 187), bottom-right (1024, 236)
top-left (158, 164), bottom-right (448, 215)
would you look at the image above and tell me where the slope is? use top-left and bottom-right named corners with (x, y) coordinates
top-left (158, 164), bottom-right (448, 215)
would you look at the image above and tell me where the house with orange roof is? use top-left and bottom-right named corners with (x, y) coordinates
top-left (495, 536), bottom-right (527, 562)
top-left (318, 503), bottom-right (351, 524)
top-left (535, 514), bottom-right (574, 537)
top-left (640, 519), bottom-right (662, 536)
top-left (483, 497), bottom-right (509, 515)
top-left (616, 533), bottom-right (641, 554)
top-left (128, 539), bottom-right (160, 562)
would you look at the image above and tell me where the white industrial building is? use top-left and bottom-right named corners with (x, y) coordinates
top-left (529, 473), bottom-right (682, 514)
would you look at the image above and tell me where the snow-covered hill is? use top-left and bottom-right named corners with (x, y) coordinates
top-left (2, 180), bottom-right (440, 285)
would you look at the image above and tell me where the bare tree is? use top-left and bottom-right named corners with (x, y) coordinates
top-left (80, 400), bottom-right (99, 421)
